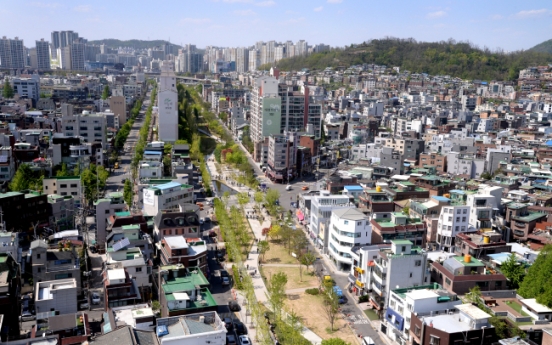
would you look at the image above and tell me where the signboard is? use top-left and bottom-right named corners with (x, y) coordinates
top-left (143, 189), bottom-right (155, 206)
top-left (261, 97), bottom-right (282, 137)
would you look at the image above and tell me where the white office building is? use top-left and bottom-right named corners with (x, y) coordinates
top-left (142, 181), bottom-right (194, 217)
top-left (158, 60), bottom-right (178, 142)
top-left (12, 77), bottom-right (40, 102)
top-left (436, 206), bottom-right (472, 252)
top-left (328, 208), bottom-right (371, 271)
top-left (309, 191), bottom-right (355, 252)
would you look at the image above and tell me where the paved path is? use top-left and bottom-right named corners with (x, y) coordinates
top-left (261, 263), bottom-right (302, 267)
top-left (285, 287), bottom-right (319, 294)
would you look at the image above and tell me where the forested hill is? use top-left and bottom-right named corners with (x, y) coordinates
top-left (274, 38), bottom-right (552, 81)
top-left (87, 39), bottom-right (181, 50)
top-left (530, 39), bottom-right (552, 54)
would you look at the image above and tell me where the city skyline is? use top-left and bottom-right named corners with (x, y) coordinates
top-left (2, 0), bottom-right (552, 52)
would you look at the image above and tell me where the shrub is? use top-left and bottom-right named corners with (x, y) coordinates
top-left (232, 265), bottom-right (243, 289)
top-left (305, 288), bottom-right (319, 295)
top-left (358, 295), bottom-right (369, 303)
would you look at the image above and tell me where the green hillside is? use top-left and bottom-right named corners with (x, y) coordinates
top-left (87, 39), bottom-right (181, 50)
top-left (529, 39), bottom-right (552, 54)
top-left (275, 38), bottom-right (552, 81)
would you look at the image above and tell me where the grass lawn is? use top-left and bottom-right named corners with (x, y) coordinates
top-left (364, 309), bottom-right (380, 321)
top-left (263, 241), bottom-right (298, 265)
top-left (261, 266), bottom-right (319, 290)
top-left (285, 292), bottom-right (358, 344)
top-left (505, 300), bottom-right (530, 317)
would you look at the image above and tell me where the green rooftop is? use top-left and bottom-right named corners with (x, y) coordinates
top-left (0, 192), bottom-right (21, 199)
top-left (162, 269), bottom-right (210, 293)
top-left (165, 288), bottom-right (217, 311)
top-left (115, 211), bottom-right (131, 217)
top-left (453, 256), bottom-right (483, 267)
top-left (392, 283), bottom-right (445, 299)
top-left (514, 212), bottom-right (547, 222)
top-left (507, 202), bottom-right (527, 210)
top-left (391, 240), bottom-right (413, 245)
top-left (46, 176), bottom-right (80, 181)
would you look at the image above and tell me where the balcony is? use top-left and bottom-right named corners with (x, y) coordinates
top-left (513, 230), bottom-right (526, 237)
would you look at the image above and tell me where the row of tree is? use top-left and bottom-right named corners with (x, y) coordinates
top-left (274, 38), bottom-right (552, 81)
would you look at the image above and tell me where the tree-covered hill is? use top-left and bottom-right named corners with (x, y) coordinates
top-left (275, 38), bottom-right (552, 81)
top-left (87, 39), bottom-right (181, 50)
top-left (530, 39), bottom-right (552, 54)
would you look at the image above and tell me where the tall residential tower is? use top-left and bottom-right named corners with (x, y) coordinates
top-left (157, 60), bottom-right (178, 142)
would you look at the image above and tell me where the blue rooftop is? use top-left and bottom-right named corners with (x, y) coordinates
top-left (144, 150), bottom-right (162, 155)
top-left (344, 185), bottom-right (363, 191)
top-left (449, 189), bottom-right (465, 194)
top-left (432, 196), bottom-right (450, 202)
top-left (155, 182), bottom-right (182, 190)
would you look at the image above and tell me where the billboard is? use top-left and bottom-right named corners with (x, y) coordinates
top-left (143, 189), bottom-right (155, 206)
top-left (261, 97), bottom-right (282, 137)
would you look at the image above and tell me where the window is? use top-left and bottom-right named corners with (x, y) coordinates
top-left (448, 216), bottom-right (452, 221)
top-left (344, 220), bottom-right (349, 225)
top-left (37, 267), bottom-right (41, 273)
top-left (429, 336), bottom-right (440, 345)
top-left (457, 209), bottom-right (461, 214)
top-left (37, 254), bottom-right (41, 259)
top-left (456, 217), bottom-right (460, 222)
top-left (445, 278), bottom-right (451, 285)
top-left (462, 217), bottom-right (466, 222)
top-left (463, 209), bottom-right (467, 214)
top-left (455, 226), bottom-right (459, 232)
top-left (415, 260), bottom-right (421, 266)
top-left (136, 267), bottom-right (142, 272)
top-left (409, 272), bottom-right (413, 277)
top-left (414, 326), bottom-right (421, 337)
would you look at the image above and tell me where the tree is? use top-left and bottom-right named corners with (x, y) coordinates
top-left (258, 240), bottom-right (270, 263)
top-left (280, 225), bottom-right (295, 252)
top-left (2, 80), bottom-right (14, 99)
top-left (301, 252), bottom-right (316, 273)
top-left (10, 164), bottom-right (42, 191)
top-left (56, 163), bottom-right (70, 177)
top-left (254, 191), bottom-right (264, 204)
top-left (101, 85), bottom-right (110, 100)
top-left (518, 244), bottom-right (552, 307)
top-left (123, 179), bottom-right (133, 208)
top-left (322, 339), bottom-right (351, 345)
top-left (266, 272), bottom-right (288, 321)
top-left (222, 191), bottom-right (230, 205)
top-left (268, 224), bottom-right (281, 242)
top-left (237, 192), bottom-right (250, 209)
top-left (465, 285), bottom-right (482, 305)
top-left (265, 188), bottom-right (280, 207)
top-left (151, 300), bottom-right (161, 314)
top-left (500, 253), bottom-right (525, 289)
top-left (323, 280), bottom-right (340, 331)
top-left (291, 231), bottom-right (308, 256)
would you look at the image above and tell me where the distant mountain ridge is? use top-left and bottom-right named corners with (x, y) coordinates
top-left (529, 39), bottom-right (552, 54)
top-left (87, 39), bottom-right (181, 50)
top-left (274, 38), bottom-right (552, 81)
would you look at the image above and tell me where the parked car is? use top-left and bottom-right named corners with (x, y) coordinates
top-left (222, 277), bottom-right (230, 286)
top-left (79, 301), bottom-right (90, 310)
top-left (220, 270), bottom-right (229, 277)
top-left (226, 334), bottom-right (237, 345)
top-left (91, 292), bottom-right (101, 305)
top-left (199, 218), bottom-right (204, 225)
top-left (209, 231), bottom-right (217, 237)
top-left (204, 217), bottom-right (211, 222)
top-left (362, 337), bottom-right (375, 345)
top-left (286, 185), bottom-right (292, 191)
top-left (238, 335), bottom-right (251, 345)
top-left (229, 300), bottom-right (241, 312)
top-left (234, 320), bottom-right (247, 335)
top-left (224, 317), bottom-right (233, 330)
top-left (301, 186), bottom-right (309, 191)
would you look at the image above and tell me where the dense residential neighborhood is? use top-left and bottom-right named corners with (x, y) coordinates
top-left (1, 17), bottom-right (552, 345)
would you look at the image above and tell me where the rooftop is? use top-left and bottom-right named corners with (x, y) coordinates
top-left (521, 298), bottom-right (552, 313)
top-left (455, 303), bottom-right (492, 320)
top-left (164, 236), bottom-right (189, 249)
top-left (513, 212), bottom-right (547, 222)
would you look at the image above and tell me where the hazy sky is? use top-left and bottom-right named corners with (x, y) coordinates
top-left (3, 0), bottom-right (552, 51)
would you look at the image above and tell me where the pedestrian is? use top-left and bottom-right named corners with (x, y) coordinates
top-left (247, 264), bottom-right (249, 269)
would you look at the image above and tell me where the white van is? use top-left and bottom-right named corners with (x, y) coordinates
top-left (286, 185), bottom-right (292, 191)
top-left (362, 337), bottom-right (375, 345)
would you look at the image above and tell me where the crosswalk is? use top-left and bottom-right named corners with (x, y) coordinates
top-left (346, 314), bottom-right (370, 325)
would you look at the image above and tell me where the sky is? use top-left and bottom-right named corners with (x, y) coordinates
top-left (2, 0), bottom-right (552, 51)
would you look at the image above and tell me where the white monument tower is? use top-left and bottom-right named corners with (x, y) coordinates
top-left (157, 60), bottom-right (178, 142)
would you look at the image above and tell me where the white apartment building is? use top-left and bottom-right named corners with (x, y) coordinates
top-left (476, 118), bottom-right (495, 133)
top-left (106, 247), bottom-right (151, 288)
top-left (250, 76), bottom-right (282, 162)
top-left (95, 192), bottom-right (127, 246)
top-left (349, 244), bottom-right (389, 297)
top-left (309, 191), bottom-right (355, 252)
top-left (328, 208), bottom-right (371, 271)
top-left (466, 194), bottom-right (495, 231)
top-left (12, 77), bottom-right (40, 102)
top-left (158, 60), bottom-right (178, 142)
top-left (384, 283), bottom-right (462, 345)
top-left (43, 176), bottom-right (81, 198)
top-left (61, 111), bottom-right (107, 146)
top-left (436, 206), bottom-right (471, 252)
top-left (370, 240), bottom-right (429, 308)
top-left (142, 181), bottom-right (194, 217)
top-left (35, 278), bottom-right (78, 315)
top-left (446, 152), bottom-right (486, 179)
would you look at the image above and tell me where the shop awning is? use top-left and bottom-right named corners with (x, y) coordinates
top-left (296, 210), bottom-right (304, 221)
top-left (368, 260), bottom-right (376, 267)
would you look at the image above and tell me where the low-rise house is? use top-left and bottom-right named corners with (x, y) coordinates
top-left (371, 212), bottom-right (427, 246)
top-left (520, 298), bottom-right (552, 322)
top-left (153, 207), bottom-right (201, 242)
top-left (104, 267), bottom-right (142, 309)
top-left (159, 236), bottom-right (208, 274)
top-left (106, 247), bottom-right (151, 291)
top-left (156, 311), bottom-right (227, 345)
top-left (35, 278), bottom-right (77, 315)
top-left (95, 192), bottom-right (127, 246)
top-left (454, 232), bottom-right (511, 259)
top-left (158, 266), bottom-right (217, 317)
top-left (349, 244), bottom-right (390, 297)
top-left (31, 239), bottom-right (81, 286)
top-left (409, 304), bottom-right (498, 345)
top-left (505, 202), bottom-right (547, 241)
top-left (32, 312), bottom-right (90, 344)
top-left (430, 255), bottom-right (508, 295)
